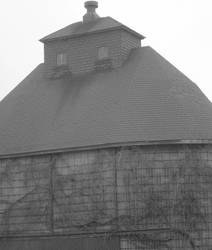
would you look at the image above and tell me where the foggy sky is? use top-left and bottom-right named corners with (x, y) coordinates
top-left (0, 0), bottom-right (212, 101)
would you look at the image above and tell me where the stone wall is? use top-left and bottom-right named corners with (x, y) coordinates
top-left (0, 235), bottom-right (119, 250)
top-left (0, 144), bottom-right (212, 249)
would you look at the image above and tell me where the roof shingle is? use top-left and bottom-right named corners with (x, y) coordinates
top-left (0, 46), bottom-right (212, 156)
top-left (40, 17), bottom-right (145, 42)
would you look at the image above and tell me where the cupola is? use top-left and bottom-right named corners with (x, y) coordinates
top-left (83, 1), bottom-right (100, 23)
top-left (40, 1), bottom-right (145, 78)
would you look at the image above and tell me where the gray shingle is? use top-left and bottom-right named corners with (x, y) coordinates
top-left (40, 17), bottom-right (144, 42)
top-left (0, 46), bottom-right (212, 156)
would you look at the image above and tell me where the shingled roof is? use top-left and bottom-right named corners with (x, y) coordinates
top-left (0, 46), bottom-right (212, 157)
top-left (40, 17), bottom-right (144, 42)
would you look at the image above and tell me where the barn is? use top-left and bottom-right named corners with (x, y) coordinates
top-left (0, 1), bottom-right (212, 249)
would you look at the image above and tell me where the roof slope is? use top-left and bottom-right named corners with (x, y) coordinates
top-left (1, 46), bottom-right (212, 156)
top-left (40, 17), bottom-right (144, 42)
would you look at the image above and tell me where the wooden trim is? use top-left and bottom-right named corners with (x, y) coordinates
top-left (0, 139), bottom-right (212, 159)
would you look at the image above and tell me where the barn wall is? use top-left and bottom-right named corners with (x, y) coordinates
top-left (0, 144), bottom-right (212, 249)
top-left (0, 235), bottom-right (120, 250)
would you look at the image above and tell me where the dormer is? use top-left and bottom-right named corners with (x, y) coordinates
top-left (40, 1), bottom-right (145, 78)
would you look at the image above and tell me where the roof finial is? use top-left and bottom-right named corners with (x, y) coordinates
top-left (83, 1), bottom-right (100, 23)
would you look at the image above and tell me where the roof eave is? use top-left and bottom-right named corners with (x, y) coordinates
top-left (121, 25), bottom-right (145, 40)
top-left (1, 139), bottom-right (212, 159)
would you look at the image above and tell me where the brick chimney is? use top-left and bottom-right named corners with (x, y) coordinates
top-left (83, 1), bottom-right (100, 23)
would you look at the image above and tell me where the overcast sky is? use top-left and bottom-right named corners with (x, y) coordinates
top-left (0, 0), bottom-right (212, 101)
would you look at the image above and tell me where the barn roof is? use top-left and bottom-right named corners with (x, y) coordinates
top-left (40, 17), bottom-right (145, 42)
top-left (1, 46), bottom-right (212, 157)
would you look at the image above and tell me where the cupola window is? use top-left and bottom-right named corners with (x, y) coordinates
top-left (98, 47), bottom-right (109, 60)
top-left (57, 53), bottom-right (67, 66)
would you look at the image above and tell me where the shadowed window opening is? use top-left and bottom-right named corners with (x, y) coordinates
top-left (98, 47), bottom-right (109, 60)
top-left (57, 53), bottom-right (67, 66)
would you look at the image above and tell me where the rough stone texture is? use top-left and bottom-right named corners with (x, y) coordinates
top-left (44, 30), bottom-right (141, 77)
top-left (0, 144), bottom-right (212, 249)
top-left (0, 236), bottom-right (120, 250)
top-left (0, 155), bottom-right (51, 235)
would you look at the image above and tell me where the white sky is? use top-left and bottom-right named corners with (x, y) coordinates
top-left (0, 0), bottom-right (212, 101)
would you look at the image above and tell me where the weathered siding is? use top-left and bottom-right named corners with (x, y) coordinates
top-left (0, 235), bottom-right (120, 250)
top-left (121, 30), bottom-right (141, 63)
top-left (0, 144), bottom-right (212, 249)
top-left (44, 30), bottom-right (141, 77)
top-left (44, 30), bottom-right (122, 76)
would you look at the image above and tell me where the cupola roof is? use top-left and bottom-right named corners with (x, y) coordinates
top-left (40, 16), bottom-right (145, 43)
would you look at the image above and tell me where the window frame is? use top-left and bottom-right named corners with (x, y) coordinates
top-left (56, 52), bottom-right (68, 66)
top-left (97, 46), bottom-right (109, 60)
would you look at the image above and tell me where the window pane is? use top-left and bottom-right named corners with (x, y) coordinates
top-left (57, 53), bottom-right (67, 66)
top-left (98, 47), bottom-right (109, 60)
